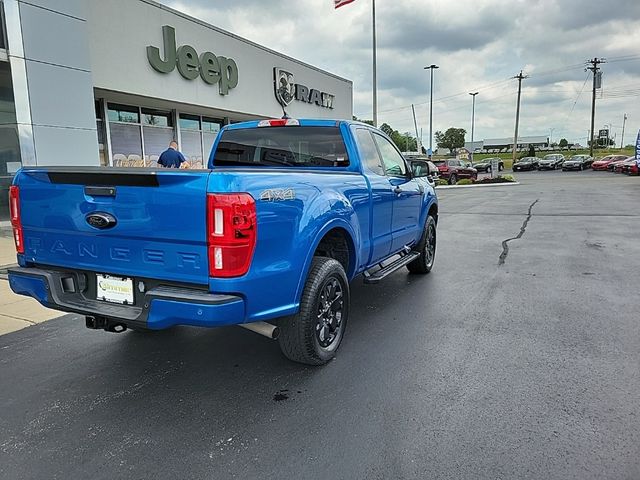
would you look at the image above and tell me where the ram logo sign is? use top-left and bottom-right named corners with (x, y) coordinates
top-left (273, 68), bottom-right (334, 109)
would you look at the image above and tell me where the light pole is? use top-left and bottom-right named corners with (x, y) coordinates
top-left (424, 64), bottom-right (439, 158)
top-left (621, 113), bottom-right (627, 150)
top-left (469, 92), bottom-right (478, 162)
top-left (549, 127), bottom-right (555, 147)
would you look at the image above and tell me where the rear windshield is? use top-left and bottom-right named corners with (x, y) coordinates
top-left (432, 160), bottom-right (446, 166)
top-left (213, 126), bottom-right (349, 167)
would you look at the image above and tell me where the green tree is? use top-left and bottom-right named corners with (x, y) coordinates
top-left (435, 128), bottom-right (466, 154)
top-left (559, 138), bottom-right (568, 149)
top-left (528, 144), bottom-right (536, 157)
top-left (352, 115), bottom-right (374, 126)
top-left (380, 123), bottom-right (394, 137)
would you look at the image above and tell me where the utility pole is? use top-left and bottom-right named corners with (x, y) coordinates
top-left (621, 113), bottom-right (627, 150)
top-left (469, 92), bottom-right (478, 162)
top-left (549, 127), bottom-right (555, 147)
top-left (411, 104), bottom-right (421, 153)
top-left (586, 57), bottom-right (605, 157)
top-left (512, 71), bottom-right (527, 166)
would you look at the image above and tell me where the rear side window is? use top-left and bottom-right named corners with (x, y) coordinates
top-left (213, 126), bottom-right (349, 167)
top-left (355, 129), bottom-right (385, 176)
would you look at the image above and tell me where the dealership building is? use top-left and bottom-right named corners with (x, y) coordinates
top-left (0, 0), bottom-right (353, 221)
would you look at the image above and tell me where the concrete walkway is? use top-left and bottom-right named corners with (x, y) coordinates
top-left (0, 232), bottom-right (62, 335)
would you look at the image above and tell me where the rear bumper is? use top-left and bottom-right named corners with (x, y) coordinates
top-left (8, 267), bottom-right (245, 330)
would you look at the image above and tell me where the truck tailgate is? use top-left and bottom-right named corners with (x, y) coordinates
top-left (15, 168), bottom-right (211, 285)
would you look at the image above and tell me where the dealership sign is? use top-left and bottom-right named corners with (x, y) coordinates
top-left (635, 130), bottom-right (640, 165)
top-left (147, 25), bottom-right (238, 95)
top-left (274, 68), bottom-right (334, 109)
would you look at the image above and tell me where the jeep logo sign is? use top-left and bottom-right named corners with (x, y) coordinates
top-left (274, 68), bottom-right (334, 109)
top-left (147, 25), bottom-right (238, 95)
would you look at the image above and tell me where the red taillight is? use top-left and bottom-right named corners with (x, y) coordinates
top-left (206, 193), bottom-right (257, 278)
top-left (9, 185), bottom-right (24, 254)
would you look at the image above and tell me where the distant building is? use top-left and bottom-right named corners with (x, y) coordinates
top-left (465, 136), bottom-right (550, 153)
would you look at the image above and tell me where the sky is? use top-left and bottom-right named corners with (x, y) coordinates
top-left (159, 0), bottom-right (640, 148)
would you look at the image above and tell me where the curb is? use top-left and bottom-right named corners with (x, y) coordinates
top-left (436, 182), bottom-right (520, 190)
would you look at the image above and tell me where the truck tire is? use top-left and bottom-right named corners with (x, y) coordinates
top-left (278, 257), bottom-right (350, 365)
top-left (449, 173), bottom-right (458, 185)
top-left (407, 215), bottom-right (436, 274)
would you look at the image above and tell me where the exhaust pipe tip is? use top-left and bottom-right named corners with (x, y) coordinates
top-left (239, 322), bottom-right (279, 340)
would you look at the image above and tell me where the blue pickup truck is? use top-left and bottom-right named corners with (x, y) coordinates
top-left (8, 118), bottom-right (438, 365)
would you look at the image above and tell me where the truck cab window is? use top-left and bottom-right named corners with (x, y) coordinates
top-left (373, 133), bottom-right (407, 177)
top-left (355, 129), bottom-right (385, 176)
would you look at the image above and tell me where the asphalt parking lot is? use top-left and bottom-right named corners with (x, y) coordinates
top-left (1, 170), bottom-right (639, 480)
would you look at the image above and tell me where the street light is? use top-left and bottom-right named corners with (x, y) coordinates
top-left (424, 64), bottom-right (439, 157)
top-left (549, 127), bottom-right (555, 147)
top-left (469, 92), bottom-right (478, 162)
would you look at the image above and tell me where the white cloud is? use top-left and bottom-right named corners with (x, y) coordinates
top-left (161, 0), bottom-right (640, 146)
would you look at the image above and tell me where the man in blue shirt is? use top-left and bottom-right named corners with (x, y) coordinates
top-left (158, 141), bottom-right (186, 168)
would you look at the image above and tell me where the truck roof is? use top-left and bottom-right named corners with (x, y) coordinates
top-left (224, 119), bottom-right (364, 131)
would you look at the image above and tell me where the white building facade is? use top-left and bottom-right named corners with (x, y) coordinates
top-left (0, 0), bottom-right (353, 220)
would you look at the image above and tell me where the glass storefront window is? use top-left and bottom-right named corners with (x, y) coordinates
top-left (202, 117), bottom-right (221, 134)
top-left (0, 61), bottom-right (20, 221)
top-left (179, 114), bottom-right (200, 131)
top-left (107, 104), bottom-right (139, 123)
top-left (142, 108), bottom-right (172, 127)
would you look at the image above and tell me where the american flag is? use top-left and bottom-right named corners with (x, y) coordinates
top-left (334, 0), bottom-right (355, 8)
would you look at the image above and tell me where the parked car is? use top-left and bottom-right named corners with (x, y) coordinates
top-left (615, 158), bottom-right (636, 174)
top-left (608, 156), bottom-right (633, 172)
top-left (7, 118), bottom-right (439, 366)
top-left (562, 154), bottom-right (593, 171)
top-left (472, 157), bottom-right (504, 173)
top-left (513, 157), bottom-right (539, 171)
top-left (433, 159), bottom-right (478, 184)
top-left (591, 155), bottom-right (628, 171)
top-left (538, 154), bottom-right (565, 170)
top-left (627, 161), bottom-right (639, 176)
top-left (405, 156), bottom-right (440, 183)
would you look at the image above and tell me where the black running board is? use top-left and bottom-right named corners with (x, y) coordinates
top-left (363, 251), bottom-right (420, 284)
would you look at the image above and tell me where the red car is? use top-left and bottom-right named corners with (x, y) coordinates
top-left (609, 156), bottom-right (633, 172)
top-left (591, 155), bottom-right (627, 171)
top-left (623, 159), bottom-right (639, 175)
top-left (433, 159), bottom-right (478, 185)
top-left (615, 158), bottom-right (636, 173)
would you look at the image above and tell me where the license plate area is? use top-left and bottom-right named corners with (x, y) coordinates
top-left (96, 274), bottom-right (134, 305)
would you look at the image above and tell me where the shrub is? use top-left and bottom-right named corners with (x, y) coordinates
top-left (474, 175), bottom-right (516, 184)
top-left (456, 179), bottom-right (474, 185)
top-left (436, 179), bottom-right (449, 186)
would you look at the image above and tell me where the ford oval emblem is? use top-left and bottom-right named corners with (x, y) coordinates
top-left (86, 212), bottom-right (117, 230)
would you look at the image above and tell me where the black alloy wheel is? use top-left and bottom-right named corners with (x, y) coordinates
top-left (278, 257), bottom-right (350, 365)
top-left (407, 215), bottom-right (437, 274)
top-left (315, 277), bottom-right (344, 348)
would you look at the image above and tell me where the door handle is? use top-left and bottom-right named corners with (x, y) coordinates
top-left (393, 186), bottom-right (402, 195)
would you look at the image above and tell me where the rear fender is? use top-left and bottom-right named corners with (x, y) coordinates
top-left (295, 218), bottom-right (359, 305)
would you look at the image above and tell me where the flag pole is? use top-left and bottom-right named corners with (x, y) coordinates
top-left (372, 0), bottom-right (377, 127)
